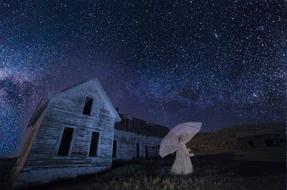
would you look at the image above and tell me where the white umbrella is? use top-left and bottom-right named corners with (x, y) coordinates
top-left (159, 122), bottom-right (202, 158)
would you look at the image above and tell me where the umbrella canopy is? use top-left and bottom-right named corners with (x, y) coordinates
top-left (171, 122), bottom-right (202, 143)
top-left (159, 122), bottom-right (202, 158)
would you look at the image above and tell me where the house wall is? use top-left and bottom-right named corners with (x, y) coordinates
top-left (16, 85), bottom-right (116, 187)
top-left (235, 134), bottom-right (285, 162)
top-left (237, 134), bottom-right (284, 152)
top-left (113, 130), bottom-right (161, 160)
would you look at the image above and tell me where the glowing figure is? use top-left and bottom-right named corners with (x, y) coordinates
top-left (159, 122), bottom-right (202, 175)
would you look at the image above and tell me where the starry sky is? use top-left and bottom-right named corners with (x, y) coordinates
top-left (0, 0), bottom-right (286, 155)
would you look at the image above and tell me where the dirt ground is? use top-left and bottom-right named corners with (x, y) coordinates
top-left (17, 154), bottom-right (286, 190)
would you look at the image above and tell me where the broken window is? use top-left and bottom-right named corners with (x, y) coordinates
top-left (136, 143), bottom-right (140, 158)
top-left (89, 131), bottom-right (100, 157)
top-left (83, 97), bottom-right (93, 116)
top-left (265, 139), bottom-right (279, 147)
top-left (247, 140), bottom-right (255, 148)
top-left (58, 127), bottom-right (74, 156)
top-left (124, 118), bottom-right (130, 128)
top-left (113, 140), bottom-right (117, 158)
top-left (145, 145), bottom-right (148, 159)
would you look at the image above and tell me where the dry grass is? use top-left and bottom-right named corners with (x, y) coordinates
top-left (26, 154), bottom-right (285, 190)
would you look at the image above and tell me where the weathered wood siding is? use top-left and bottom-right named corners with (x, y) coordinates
top-left (114, 130), bottom-right (161, 160)
top-left (17, 82), bottom-right (117, 186)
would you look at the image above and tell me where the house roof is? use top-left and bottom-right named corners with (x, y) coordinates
top-left (235, 124), bottom-right (285, 138)
top-left (54, 78), bottom-right (121, 122)
top-left (28, 78), bottom-right (121, 125)
top-left (27, 99), bottom-right (49, 128)
top-left (115, 114), bottom-right (169, 137)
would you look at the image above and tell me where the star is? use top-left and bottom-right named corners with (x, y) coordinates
top-left (0, 0), bottom-right (286, 155)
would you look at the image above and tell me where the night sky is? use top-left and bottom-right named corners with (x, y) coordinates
top-left (0, 0), bottom-right (286, 154)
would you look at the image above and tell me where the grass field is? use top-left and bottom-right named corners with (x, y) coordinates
top-left (24, 154), bottom-right (285, 190)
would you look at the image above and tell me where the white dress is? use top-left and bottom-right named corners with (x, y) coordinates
top-left (170, 143), bottom-right (193, 175)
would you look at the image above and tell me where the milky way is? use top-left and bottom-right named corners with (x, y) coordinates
top-left (0, 0), bottom-right (286, 154)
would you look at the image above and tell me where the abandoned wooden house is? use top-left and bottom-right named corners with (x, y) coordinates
top-left (13, 79), bottom-right (169, 187)
top-left (235, 124), bottom-right (285, 162)
top-left (113, 113), bottom-right (169, 160)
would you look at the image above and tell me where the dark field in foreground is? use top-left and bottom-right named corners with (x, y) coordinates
top-left (22, 154), bottom-right (285, 190)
